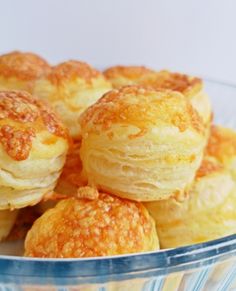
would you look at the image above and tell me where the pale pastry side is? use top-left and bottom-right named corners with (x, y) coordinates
top-left (145, 157), bottom-right (236, 248)
top-left (80, 86), bottom-right (206, 201)
top-left (0, 90), bottom-right (70, 210)
top-left (33, 61), bottom-right (112, 139)
top-left (24, 187), bottom-right (159, 258)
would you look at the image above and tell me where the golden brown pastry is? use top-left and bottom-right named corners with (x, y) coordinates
top-left (79, 86), bottom-right (206, 201)
top-left (206, 125), bottom-right (236, 179)
top-left (104, 66), bottom-right (211, 127)
top-left (0, 90), bottom-right (69, 210)
top-left (0, 210), bottom-right (18, 241)
top-left (33, 61), bottom-right (112, 139)
top-left (104, 66), bottom-right (157, 88)
top-left (24, 187), bottom-right (159, 258)
top-left (145, 157), bottom-right (236, 248)
top-left (0, 51), bottom-right (50, 93)
top-left (154, 70), bottom-right (212, 127)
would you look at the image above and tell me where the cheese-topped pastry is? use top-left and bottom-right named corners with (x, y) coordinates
top-left (80, 86), bottom-right (206, 201)
top-left (0, 210), bottom-right (18, 241)
top-left (104, 65), bottom-right (158, 88)
top-left (0, 51), bottom-right (50, 93)
top-left (153, 70), bottom-right (212, 127)
top-left (206, 125), bottom-right (236, 179)
top-left (24, 187), bottom-right (159, 258)
top-left (145, 157), bottom-right (236, 248)
top-left (0, 90), bottom-right (69, 209)
top-left (104, 66), bottom-right (211, 127)
top-left (33, 61), bottom-right (112, 139)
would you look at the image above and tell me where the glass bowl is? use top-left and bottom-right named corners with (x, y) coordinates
top-left (1, 79), bottom-right (236, 291)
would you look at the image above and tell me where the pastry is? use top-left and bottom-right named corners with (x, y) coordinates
top-left (0, 51), bottom-right (50, 93)
top-left (0, 90), bottom-right (69, 209)
top-left (103, 65), bottom-right (157, 88)
top-left (79, 86), bottom-right (206, 201)
top-left (206, 125), bottom-right (236, 179)
top-left (24, 187), bottom-right (159, 258)
top-left (145, 157), bottom-right (236, 248)
top-left (33, 60), bottom-right (112, 139)
top-left (104, 66), bottom-right (211, 126)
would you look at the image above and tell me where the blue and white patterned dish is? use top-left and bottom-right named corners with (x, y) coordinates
top-left (0, 79), bottom-right (236, 291)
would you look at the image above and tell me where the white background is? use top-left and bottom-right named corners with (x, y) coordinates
top-left (1, 0), bottom-right (236, 83)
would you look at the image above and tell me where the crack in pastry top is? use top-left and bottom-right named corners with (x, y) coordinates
top-left (0, 91), bottom-right (69, 161)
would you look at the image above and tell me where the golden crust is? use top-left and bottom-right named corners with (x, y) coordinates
top-left (196, 156), bottom-right (223, 178)
top-left (104, 65), bottom-right (155, 79)
top-left (104, 66), bottom-right (211, 126)
top-left (0, 90), bottom-right (69, 161)
top-left (33, 61), bottom-right (112, 139)
top-left (24, 188), bottom-right (159, 258)
top-left (205, 125), bottom-right (236, 182)
top-left (0, 51), bottom-right (50, 81)
top-left (80, 86), bottom-right (205, 136)
top-left (47, 60), bottom-right (101, 85)
top-left (103, 66), bottom-right (157, 88)
top-left (104, 66), bottom-right (202, 96)
top-left (206, 125), bottom-right (236, 164)
top-left (153, 70), bottom-right (202, 97)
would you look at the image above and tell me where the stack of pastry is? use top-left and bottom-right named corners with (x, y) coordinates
top-left (0, 51), bottom-right (235, 258)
